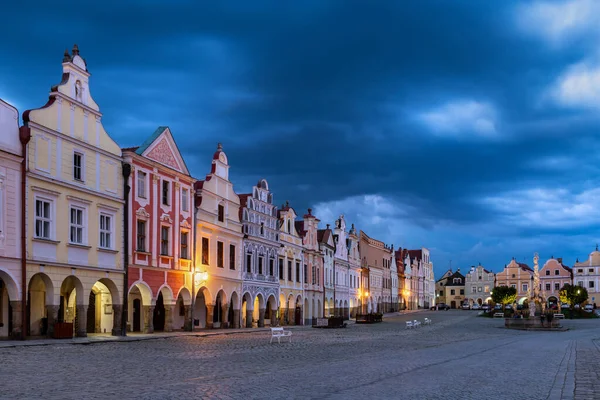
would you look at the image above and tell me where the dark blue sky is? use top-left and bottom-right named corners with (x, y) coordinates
top-left (2, 0), bottom-right (600, 276)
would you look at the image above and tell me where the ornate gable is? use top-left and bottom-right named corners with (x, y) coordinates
top-left (137, 127), bottom-right (189, 175)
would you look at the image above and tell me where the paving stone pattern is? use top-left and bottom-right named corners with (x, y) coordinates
top-left (1, 311), bottom-right (599, 400)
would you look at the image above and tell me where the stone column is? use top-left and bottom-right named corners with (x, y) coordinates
top-left (9, 301), bottom-right (22, 339)
top-left (233, 309), bottom-right (240, 328)
top-left (75, 305), bottom-right (88, 337)
top-left (45, 305), bottom-right (59, 338)
top-left (183, 305), bottom-right (192, 331)
top-left (206, 304), bottom-right (214, 329)
top-left (258, 308), bottom-right (265, 327)
top-left (164, 305), bottom-right (174, 332)
top-left (143, 305), bottom-right (154, 333)
top-left (246, 309), bottom-right (254, 328)
top-left (111, 304), bottom-right (123, 336)
top-left (271, 307), bottom-right (278, 326)
top-left (221, 303), bottom-right (229, 328)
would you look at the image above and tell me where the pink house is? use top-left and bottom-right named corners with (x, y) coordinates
top-left (539, 257), bottom-right (572, 307)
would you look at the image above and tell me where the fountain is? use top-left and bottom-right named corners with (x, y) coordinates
top-left (505, 253), bottom-right (566, 331)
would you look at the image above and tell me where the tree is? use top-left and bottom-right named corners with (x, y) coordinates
top-left (491, 286), bottom-right (517, 309)
top-left (559, 284), bottom-right (588, 307)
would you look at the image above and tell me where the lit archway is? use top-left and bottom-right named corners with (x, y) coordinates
top-left (0, 270), bottom-right (20, 338)
top-left (60, 275), bottom-right (84, 336)
top-left (28, 273), bottom-right (54, 336)
top-left (128, 281), bottom-right (152, 333)
top-left (194, 286), bottom-right (213, 329)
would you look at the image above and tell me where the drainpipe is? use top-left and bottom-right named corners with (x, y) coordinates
top-left (121, 162), bottom-right (131, 336)
top-left (19, 126), bottom-right (31, 340)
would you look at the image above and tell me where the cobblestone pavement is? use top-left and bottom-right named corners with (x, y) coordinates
top-left (1, 311), bottom-right (599, 400)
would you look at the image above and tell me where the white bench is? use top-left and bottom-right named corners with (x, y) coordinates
top-left (554, 314), bottom-right (564, 319)
top-left (270, 327), bottom-right (292, 344)
top-left (493, 313), bottom-right (504, 318)
top-left (413, 319), bottom-right (421, 327)
top-left (406, 321), bottom-right (414, 329)
top-left (424, 318), bottom-right (431, 325)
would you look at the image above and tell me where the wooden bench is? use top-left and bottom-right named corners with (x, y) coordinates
top-left (493, 313), bottom-right (504, 318)
top-left (270, 327), bottom-right (292, 344)
top-left (554, 314), bottom-right (564, 319)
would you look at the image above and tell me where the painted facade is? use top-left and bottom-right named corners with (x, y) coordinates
top-left (23, 46), bottom-right (124, 338)
top-left (0, 99), bottom-right (23, 338)
top-left (441, 270), bottom-right (465, 309)
top-left (390, 250), bottom-right (398, 312)
top-left (238, 179), bottom-right (279, 328)
top-left (123, 126), bottom-right (195, 333)
top-left (277, 202), bottom-right (305, 325)
top-left (403, 252), bottom-right (422, 309)
top-left (495, 258), bottom-right (533, 304)
top-left (539, 257), bottom-right (572, 306)
top-left (347, 224), bottom-right (361, 317)
top-left (464, 264), bottom-right (494, 306)
top-left (435, 269), bottom-right (454, 306)
top-left (572, 247), bottom-right (600, 305)
top-left (295, 209), bottom-right (324, 324)
top-left (318, 224), bottom-right (335, 317)
top-left (396, 248), bottom-right (409, 310)
top-left (359, 230), bottom-right (393, 313)
top-left (193, 144), bottom-right (244, 329)
top-left (333, 216), bottom-right (350, 317)
top-left (405, 249), bottom-right (434, 309)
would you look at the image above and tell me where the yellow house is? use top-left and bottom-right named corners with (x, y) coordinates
top-left (23, 45), bottom-right (124, 338)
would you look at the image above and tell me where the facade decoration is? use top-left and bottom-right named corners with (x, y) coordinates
top-left (495, 258), bottom-right (533, 305)
top-left (318, 224), bottom-right (335, 317)
top-left (122, 126), bottom-right (195, 333)
top-left (539, 257), bottom-right (572, 308)
top-left (277, 202), bottom-right (304, 325)
top-left (193, 144), bottom-right (243, 329)
top-left (464, 264), bottom-right (494, 306)
top-left (238, 179), bottom-right (280, 328)
top-left (296, 209), bottom-right (324, 324)
top-left (23, 46), bottom-right (124, 338)
top-left (0, 99), bottom-right (23, 338)
top-left (572, 246), bottom-right (600, 306)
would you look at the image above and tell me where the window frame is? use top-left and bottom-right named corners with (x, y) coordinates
top-left (34, 197), bottom-right (53, 240)
top-left (137, 171), bottom-right (147, 199)
top-left (99, 212), bottom-right (113, 249)
top-left (201, 237), bottom-right (209, 265)
top-left (162, 179), bottom-right (170, 206)
top-left (217, 241), bottom-right (224, 268)
top-left (69, 206), bottom-right (85, 245)
top-left (136, 219), bottom-right (147, 252)
top-left (73, 151), bottom-right (84, 181)
top-left (181, 187), bottom-right (189, 212)
top-left (229, 244), bottom-right (236, 270)
top-left (180, 231), bottom-right (189, 260)
top-left (218, 204), bottom-right (224, 222)
top-left (160, 225), bottom-right (170, 256)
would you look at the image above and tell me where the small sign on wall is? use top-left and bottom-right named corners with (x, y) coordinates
top-left (104, 304), bottom-right (113, 315)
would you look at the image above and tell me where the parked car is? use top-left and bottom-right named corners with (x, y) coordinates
top-left (561, 303), bottom-right (570, 309)
top-left (472, 304), bottom-right (481, 310)
top-left (584, 304), bottom-right (594, 313)
top-left (505, 304), bottom-right (513, 310)
top-left (481, 304), bottom-right (491, 312)
top-left (494, 304), bottom-right (502, 310)
top-left (461, 303), bottom-right (470, 310)
top-left (430, 303), bottom-right (450, 311)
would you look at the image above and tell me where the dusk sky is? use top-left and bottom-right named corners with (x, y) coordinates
top-left (2, 0), bottom-right (600, 276)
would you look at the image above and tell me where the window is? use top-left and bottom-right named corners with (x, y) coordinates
top-left (296, 262), bottom-right (301, 282)
top-left (316, 268), bottom-right (319, 285)
top-left (182, 188), bottom-right (189, 212)
top-left (545, 270), bottom-right (550, 276)
top-left (246, 254), bottom-right (252, 273)
top-left (522, 284), bottom-right (528, 292)
top-left (202, 237), bottom-right (209, 264)
top-left (439, 290), bottom-right (443, 296)
top-left (217, 241), bottom-right (224, 268)
top-left (589, 281), bottom-right (595, 289)
top-left (229, 244), bottom-right (235, 270)
top-left (554, 283), bottom-right (559, 290)
top-left (471, 286), bottom-right (476, 293)
top-left (35, 199), bottom-right (51, 239)
top-left (69, 207), bottom-right (84, 244)
top-left (312, 265), bottom-right (316, 285)
top-left (269, 259), bottom-right (274, 276)
top-left (137, 171), bottom-right (146, 198)
top-left (545, 283), bottom-right (551, 291)
top-left (511, 284), bottom-right (516, 289)
top-left (73, 152), bottom-right (83, 180)
top-left (555, 270), bottom-right (560, 275)
top-left (304, 264), bottom-right (308, 284)
top-left (279, 258), bottom-right (284, 279)
top-left (589, 268), bottom-right (594, 273)
top-left (180, 232), bottom-right (189, 259)
top-left (218, 204), bottom-right (224, 222)
top-left (478, 287), bottom-right (482, 292)
top-left (160, 226), bottom-right (169, 255)
top-left (258, 256), bottom-right (263, 274)
top-left (578, 269), bottom-right (583, 273)
top-left (460, 289), bottom-right (464, 295)
top-left (137, 220), bottom-right (146, 251)
top-left (288, 261), bottom-right (292, 281)
top-left (451, 289), bottom-right (455, 295)
top-left (578, 281), bottom-right (583, 287)
top-left (99, 214), bottom-right (112, 249)
top-left (162, 180), bottom-right (170, 205)
top-left (512, 274), bottom-right (516, 278)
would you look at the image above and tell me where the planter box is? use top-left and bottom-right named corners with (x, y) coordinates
top-left (53, 322), bottom-right (74, 339)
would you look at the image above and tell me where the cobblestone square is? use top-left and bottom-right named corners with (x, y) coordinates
top-left (1, 311), bottom-right (599, 400)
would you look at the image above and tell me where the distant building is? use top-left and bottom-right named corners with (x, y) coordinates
top-left (464, 264), bottom-right (494, 306)
top-left (318, 224), bottom-right (335, 316)
top-left (572, 247), bottom-right (600, 306)
top-left (435, 269), bottom-right (454, 306)
top-left (495, 258), bottom-right (533, 305)
top-left (539, 257), bottom-right (572, 307)
top-left (441, 270), bottom-right (466, 309)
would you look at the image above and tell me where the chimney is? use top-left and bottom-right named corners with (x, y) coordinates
top-left (307, 208), bottom-right (312, 215)
top-left (326, 224), bottom-right (330, 229)
top-left (557, 257), bottom-right (563, 263)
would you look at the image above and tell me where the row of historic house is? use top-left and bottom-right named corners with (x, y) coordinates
top-left (0, 45), bottom-right (435, 339)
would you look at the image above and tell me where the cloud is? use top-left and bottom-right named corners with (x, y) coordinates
top-left (482, 187), bottom-right (600, 229)
top-left (416, 100), bottom-right (498, 139)
top-left (547, 61), bottom-right (600, 110)
top-left (516, 0), bottom-right (600, 46)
